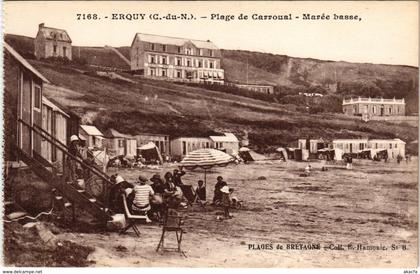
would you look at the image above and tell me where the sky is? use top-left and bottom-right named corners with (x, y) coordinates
top-left (3, 1), bottom-right (419, 67)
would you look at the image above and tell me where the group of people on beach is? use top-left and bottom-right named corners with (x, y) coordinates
top-left (108, 168), bottom-right (236, 222)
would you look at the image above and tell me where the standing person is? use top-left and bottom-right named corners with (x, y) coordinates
top-left (346, 156), bottom-right (353, 169)
top-left (397, 154), bottom-right (402, 164)
top-left (67, 135), bottom-right (82, 183)
top-left (173, 168), bottom-right (186, 186)
top-left (213, 176), bottom-right (227, 204)
top-left (195, 179), bottom-right (206, 202)
top-left (220, 186), bottom-right (232, 218)
top-left (129, 175), bottom-right (154, 223)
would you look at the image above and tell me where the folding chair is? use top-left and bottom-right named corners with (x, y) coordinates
top-left (119, 193), bottom-right (148, 237)
top-left (156, 209), bottom-right (185, 256)
top-left (180, 185), bottom-right (205, 207)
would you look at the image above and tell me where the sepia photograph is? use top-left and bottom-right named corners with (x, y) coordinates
top-left (1, 0), bottom-right (418, 269)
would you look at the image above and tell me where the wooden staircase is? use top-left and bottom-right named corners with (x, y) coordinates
top-left (13, 119), bottom-right (114, 223)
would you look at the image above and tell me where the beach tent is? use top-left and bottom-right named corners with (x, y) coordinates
top-left (248, 150), bottom-right (267, 161)
top-left (238, 147), bottom-right (254, 162)
top-left (275, 148), bottom-right (288, 161)
top-left (317, 148), bottom-right (343, 161)
top-left (137, 142), bottom-right (163, 164)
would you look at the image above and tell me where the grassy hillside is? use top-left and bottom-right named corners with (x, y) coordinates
top-left (4, 33), bottom-right (418, 153)
top-left (28, 60), bottom-right (418, 154)
top-left (222, 49), bottom-right (419, 113)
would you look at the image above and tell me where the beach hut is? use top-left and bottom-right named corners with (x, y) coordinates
top-left (137, 142), bottom-right (163, 164)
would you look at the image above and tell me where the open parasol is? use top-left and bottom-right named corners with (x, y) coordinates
top-left (179, 148), bottom-right (234, 187)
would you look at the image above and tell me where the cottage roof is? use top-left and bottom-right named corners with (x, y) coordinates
top-left (4, 42), bottom-right (50, 83)
top-left (369, 138), bottom-right (406, 144)
top-left (209, 133), bottom-right (239, 143)
top-left (38, 26), bottom-right (72, 43)
top-left (134, 33), bottom-right (219, 50)
top-left (104, 128), bottom-right (133, 139)
top-left (80, 125), bottom-right (103, 136)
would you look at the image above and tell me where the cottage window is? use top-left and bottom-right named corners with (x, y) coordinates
top-left (389, 143), bottom-right (392, 149)
top-left (34, 86), bottom-right (41, 110)
top-left (163, 45), bottom-right (167, 52)
top-left (53, 45), bottom-right (57, 54)
top-left (63, 47), bottom-right (67, 57)
top-left (118, 139), bottom-right (124, 148)
top-left (395, 143), bottom-right (397, 148)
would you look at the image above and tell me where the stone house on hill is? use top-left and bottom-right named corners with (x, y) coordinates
top-left (34, 23), bottom-right (72, 60)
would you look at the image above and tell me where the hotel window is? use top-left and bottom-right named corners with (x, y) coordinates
top-left (176, 70), bottom-right (182, 78)
top-left (209, 61), bottom-right (214, 69)
top-left (177, 58), bottom-right (182, 66)
top-left (53, 45), bottom-right (57, 54)
top-left (199, 49), bottom-right (203, 56)
top-left (162, 45), bottom-right (167, 52)
top-left (150, 68), bottom-right (155, 76)
top-left (151, 43), bottom-right (155, 51)
top-left (187, 59), bottom-right (191, 67)
top-left (186, 48), bottom-right (192, 55)
top-left (162, 69), bottom-right (167, 77)
top-left (177, 46), bottom-right (181, 53)
top-left (162, 56), bottom-right (167, 65)
top-left (389, 143), bottom-right (392, 149)
top-left (63, 47), bottom-right (67, 57)
top-left (198, 61), bottom-right (202, 68)
top-left (209, 50), bottom-right (213, 57)
top-left (150, 55), bottom-right (155, 64)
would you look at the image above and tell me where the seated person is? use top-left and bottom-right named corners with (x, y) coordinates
top-left (108, 175), bottom-right (134, 214)
top-left (150, 174), bottom-right (165, 194)
top-left (128, 175), bottom-right (154, 223)
top-left (173, 168), bottom-right (186, 186)
top-left (195, 180), bottom-right (206, 202)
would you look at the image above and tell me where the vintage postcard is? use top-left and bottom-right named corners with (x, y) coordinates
top-left (1, 0), bottom-right (418, 269)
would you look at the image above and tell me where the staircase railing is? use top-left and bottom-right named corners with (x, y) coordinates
top-left (17, 118), bottom-right (114, 207)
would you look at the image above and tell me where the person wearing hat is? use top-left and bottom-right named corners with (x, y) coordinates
top-left (195, 180), bottom-right (206, 202)
top-left (108, 174), bottom-right (134, 214)
top-left (131, 175), bottom-right (154, 223)
top-left (221, 186), bottom-right (232, 218)
top-left (213, 176), bottom-right (227, 204)
top-left (173, 168), bottom-right (186, 187)
top-left (150, 174), bottom-right (165, 194)
top-left (66, 135), bottom-right (82, 183)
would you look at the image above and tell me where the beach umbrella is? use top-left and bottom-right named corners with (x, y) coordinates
top-left (239, 147), bottom-right (250, 152)
top-left (179, 148), bottom-right (234, 187)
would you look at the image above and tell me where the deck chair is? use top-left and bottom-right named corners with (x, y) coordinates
top-left (156, 209), bottom-right (185, 255)
top-left (119, 193), bottom-right (148, 237)
top-left (180, 185), bottom-right (205, 207)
